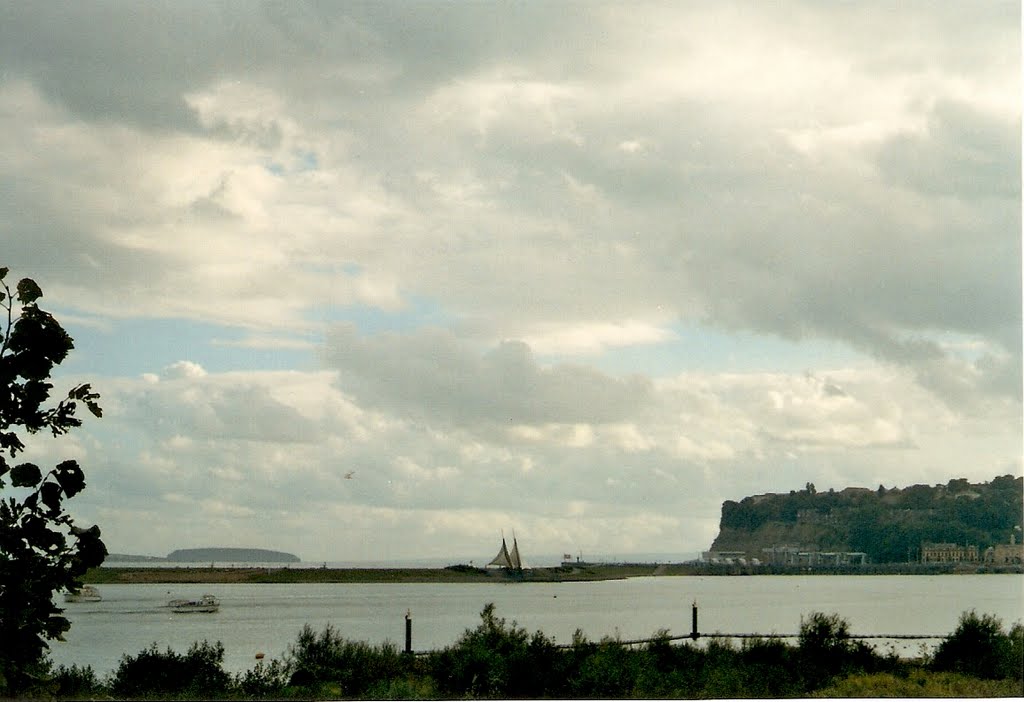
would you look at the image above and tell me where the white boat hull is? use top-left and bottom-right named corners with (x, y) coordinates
top-left (168, 594), bottom-right (219, 613)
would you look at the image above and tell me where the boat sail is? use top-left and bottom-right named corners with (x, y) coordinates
top-left (508, 536), bottom-right (522, 569)
top-left (487, 534), bottom-right (523, 569)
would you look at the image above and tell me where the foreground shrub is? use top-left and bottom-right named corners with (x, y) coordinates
top-left (570, 637), bottom-right (642, 697)
top-left (737, 637), bottom-right (803, 697)
top-left (233, 658), bottom-right (289, 699)
top-left (931, 611), bottom-right (1023, 682)
top-left (110, 640), bottom-right (230, 698)
top-left (41, 606), bottom-right (1024, 699)
top-left (51, 663), bottom-right (102, 699)
top-left (364, 674), bottom-right (439, 699)
top-left (427, 603), bottom-right (561, 698)
top-left (797, 611), bottom-right (880, 685)
top-left (633, 630), bottom-right (703, 697)
top-left (285, 623), bottom-right (408, 696)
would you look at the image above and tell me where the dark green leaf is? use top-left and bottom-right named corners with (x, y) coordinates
top-left (53, 460), bottom-right (85, 498)
top-left (68, 384), bottom-right (103, 419)
top-left (16, 278), bottom-right (43, 304)
top-left (10, 462), bottom-right (42, 487)
top-left (43, 614), bottom-right (71, 642)
top-left (40, 482), bottom-right (63, 515)
top-left (0, 266), bottom-right (8, 279)
top-left (0, 431), bottom-right (26, 455)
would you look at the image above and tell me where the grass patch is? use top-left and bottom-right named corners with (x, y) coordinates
top-left (815, 670), bottom-right (1024, 697)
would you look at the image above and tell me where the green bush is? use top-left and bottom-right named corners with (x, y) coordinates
top-left (110, 640), bottom-right (230, 698)
top-left (634, 631), bottom-right (702, 697)
top-left (570, 637), bottom-right (641, 697)
top-left (285, 623), bottom-right (409, 696)
top-left (931, 611), bottom-right (1022, 681)
top-left (233, 658), bottom-right (289, 699)
top-left (797, 611), bottom-right (876, 684)
top-left (51, 663), bottom-right (101, 698)
top-left (738, 637), bottom-right (803, 697)
top-left (1009, 622), bottom-right (1024, 681)
top-left (39, 606), bottom-right (1024, 699)
top-left (364, 674), bottom-right (439, 699)
top-left (428, 602), bottom-right (558, 698)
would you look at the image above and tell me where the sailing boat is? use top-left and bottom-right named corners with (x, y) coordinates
top-left (487, 532), bottom-right (523, 569)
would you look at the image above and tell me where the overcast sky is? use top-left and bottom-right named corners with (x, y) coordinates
top-left (1, 1), bottom-right (1020, 563)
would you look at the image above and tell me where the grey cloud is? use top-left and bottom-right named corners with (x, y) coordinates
top-left (323, 325), bottom-right (653, 426)
top-left (876, 100), bottom-right (1020, 199)
top-left (0, 2), bottom-right (592, 131)
top-left (125, 380), bottom-right (321, 444)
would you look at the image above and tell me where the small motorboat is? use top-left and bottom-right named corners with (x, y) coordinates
top-left (168, 594), bottom-right (219, 613)
top-left (64, 585), bottom-right (102, 603)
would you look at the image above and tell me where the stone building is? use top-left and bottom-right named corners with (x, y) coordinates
top-left (984, 533), bottom-right (1023, 565)
top-left (920, 542), bottom-right (979, 563)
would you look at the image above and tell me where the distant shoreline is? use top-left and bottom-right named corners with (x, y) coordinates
top-left (83, 561), bottom-right (1023, 584)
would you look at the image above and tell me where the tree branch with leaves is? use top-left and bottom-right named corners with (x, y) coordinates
top-left (0, 267), bottom-right (106, 696)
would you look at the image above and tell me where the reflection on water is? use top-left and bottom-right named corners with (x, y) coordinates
top-left (50, 574), bottom-right (1023, 675)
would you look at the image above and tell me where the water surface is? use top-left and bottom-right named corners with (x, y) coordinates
top-left (50, 574), bottom-right (1023, 675)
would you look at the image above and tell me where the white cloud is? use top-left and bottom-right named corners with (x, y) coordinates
top-left (0, 2), bottom-right (1017, 560)
top-left (521, 320), bottom-right (675, 356)
top-left (161, 361), bottom-right (208, 380)
top-left (26, 348), bottom-right (1008, 560)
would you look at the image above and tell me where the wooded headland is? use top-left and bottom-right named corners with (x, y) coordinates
top-left (707, 475), bottom-right (1023, 565)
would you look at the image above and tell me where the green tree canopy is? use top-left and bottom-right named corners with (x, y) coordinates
top-left (0, 267), bottom-right (106, 696)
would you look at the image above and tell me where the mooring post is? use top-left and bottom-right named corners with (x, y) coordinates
top-left (691, 600), bottom-right (700, 640)
top-left (405, 609), bottom-right (413, 654)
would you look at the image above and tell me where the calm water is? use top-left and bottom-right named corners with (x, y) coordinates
top-left (49, 575), bottom-right (1023, 675)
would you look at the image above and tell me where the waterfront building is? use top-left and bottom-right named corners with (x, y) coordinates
top-left (983, 532), bottom-right (1023, 565)
top-left (920, 542), bottom-right (979, 563)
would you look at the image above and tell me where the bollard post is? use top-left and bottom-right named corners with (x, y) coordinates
top-left (405, 609), bottom-right (412, 654)
top-left (691, 600), bottom-right (699, 640)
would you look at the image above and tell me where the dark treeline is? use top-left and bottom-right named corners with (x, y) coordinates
top-left (38, 606), bottom-right (1024, 699)
top-left (718, 475), bottom-right (1023, 562)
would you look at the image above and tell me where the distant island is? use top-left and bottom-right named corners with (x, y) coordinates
top-left (105, 553), bottom-right (167, 562)
top-left (166, 547), bottom-right (300, 563)
top-left (706, 474), bottom-right (1023, 567)
top-left (105, 548), bottom-right (301, 563)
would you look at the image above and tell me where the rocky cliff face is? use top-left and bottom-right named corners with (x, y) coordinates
top-left (709, 521), bottom-right (840, 555)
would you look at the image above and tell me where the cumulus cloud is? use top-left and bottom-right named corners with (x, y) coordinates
top-left (323, 325), bottom-right (654, 426)
top-left (19, 349), bottom-right (1013, 561)
top-left (0, 2), bottom-right (1018, 559)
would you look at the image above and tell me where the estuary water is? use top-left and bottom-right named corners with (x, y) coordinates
top-left (49, 575), bottom-right (1022, 676)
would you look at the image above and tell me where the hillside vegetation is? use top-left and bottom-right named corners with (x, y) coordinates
top-left (710, 475), bottom-right (1022, 563)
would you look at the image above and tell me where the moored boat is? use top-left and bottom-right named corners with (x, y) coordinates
top-left (168, 594), bottom-right (219, 613)
top-left (64, 585), bottom-right (102, 603)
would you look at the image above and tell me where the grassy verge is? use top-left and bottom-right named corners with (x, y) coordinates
top-left (83, 563), bottom-right (663, 584)
top-left (85, 561), bottom-right (1024, 584)
top-left (815, 670), bottom-right (1023, 697)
